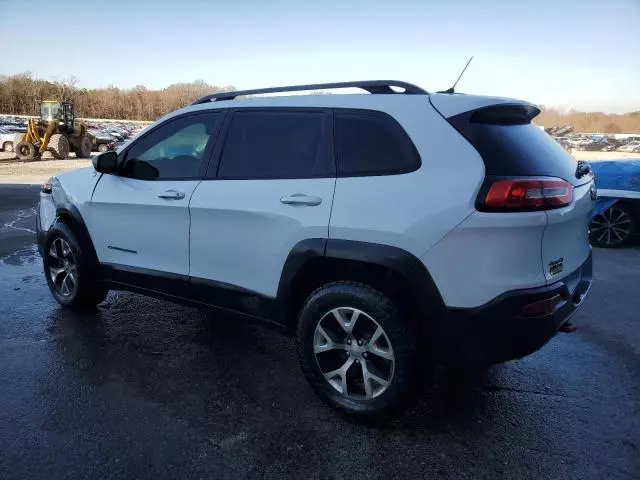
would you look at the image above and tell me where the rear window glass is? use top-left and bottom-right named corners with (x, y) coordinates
top-left (450, 112), bottom-right (583, 185)
top-left (335, 111), bottom-right (420, 177)
top-left (218, 110), bottom-right (331, 179)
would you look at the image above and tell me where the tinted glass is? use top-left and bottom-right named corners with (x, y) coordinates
top-left (218, 110), bottom-right (330, 179)
top-left (335, 111), bottom-right (420, 176)
top-left (449, 109), bottom-right (586, 186)
top-left (122, 113), bottom-right (219, 179)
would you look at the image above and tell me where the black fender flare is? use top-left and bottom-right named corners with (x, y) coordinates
top-left (276, 238), bottom-right (446, 329)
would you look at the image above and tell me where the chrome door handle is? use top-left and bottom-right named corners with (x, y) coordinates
top-left (280, 194), bottom-right (322, 206)
top-left (158, 190), bottom-right (186, 200)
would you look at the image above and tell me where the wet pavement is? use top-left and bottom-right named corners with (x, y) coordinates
top-left (1, 184), bottom-right (639, 480)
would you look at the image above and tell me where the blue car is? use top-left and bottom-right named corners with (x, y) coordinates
top-left (589, 159), bottom-right (640, 247)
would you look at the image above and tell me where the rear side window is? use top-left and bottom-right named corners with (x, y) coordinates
top-left (217, 110), bottom-right (332, 179)
top-left (447, 106), bottom-right (585, 186)
top-left (335, 111), bottom-right (420, 177)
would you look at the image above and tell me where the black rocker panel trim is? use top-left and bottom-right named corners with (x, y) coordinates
top-left (99, 263), bottom-right (280, 327)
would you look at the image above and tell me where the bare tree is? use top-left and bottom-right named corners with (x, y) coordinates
top-left (53, 76), bottom-right (79, 102)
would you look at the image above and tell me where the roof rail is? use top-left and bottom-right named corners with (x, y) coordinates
top-left (191, 80), bottom-right (428, 105)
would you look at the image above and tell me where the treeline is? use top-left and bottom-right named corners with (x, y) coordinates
top-left (0, 73), bottom-right (233, 121)
top-left (1, 73), bottom-right (639, 132)
top-left (535, 107), bottom-right (640, 134)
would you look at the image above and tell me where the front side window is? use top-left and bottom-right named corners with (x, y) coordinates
top-left (217, 110), bottom-right (331, 179)
top-left (122, 112), bottom-right (219, 180)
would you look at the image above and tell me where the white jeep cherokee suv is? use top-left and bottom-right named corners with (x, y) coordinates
top-left (37, 81), bottom-right (595, 419)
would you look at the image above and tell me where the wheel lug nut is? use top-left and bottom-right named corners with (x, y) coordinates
top-left (347, 339), bottom-right (351, 345)
top-left (363, 352), bottom-right (368, 358)
top-left (357, 340), bottom-right (363, 346)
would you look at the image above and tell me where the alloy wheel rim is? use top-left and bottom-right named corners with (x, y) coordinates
top-left (48, 238), bottom-right (77, 297)
top-left (313, 307), bottom-right (395, 400)
top-left (590, 207), bottom-right (632, 245)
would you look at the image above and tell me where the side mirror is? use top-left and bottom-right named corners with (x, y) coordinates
top-left (92, 151), bottom-right (118, 174)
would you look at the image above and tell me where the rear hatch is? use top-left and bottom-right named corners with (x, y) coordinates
top-left (431, 94), bottom-right (595, 283)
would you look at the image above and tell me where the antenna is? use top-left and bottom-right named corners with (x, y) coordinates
top-left (439, 56), bottom-right (473, 94)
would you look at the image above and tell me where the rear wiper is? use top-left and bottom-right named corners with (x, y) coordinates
top-left (576, 161), bottom-right (591, 179)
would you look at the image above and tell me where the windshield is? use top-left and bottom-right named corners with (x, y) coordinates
top-left (40, 102), bottom-right (61, 121)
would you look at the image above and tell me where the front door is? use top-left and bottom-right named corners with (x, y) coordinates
top-left (189, 109), bottom-right (336, 312)
top-left (87, 111), bottom-right (223, 287)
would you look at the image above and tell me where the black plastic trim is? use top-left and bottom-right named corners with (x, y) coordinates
top-left (101, 263), bottom-right (190, 297)
top-left (324, 239), bottom-right (445, 312)
top-left (437, 250), bottom-right (593, 367)
top-left (107, 245), bottom-right (138, 254)
top-left (192, 80), bottom-right (428, 104)
top-left (189, 276), bottom-right (276, 319)
top-left (100, 263), bottom-right (278, 324)
top-left (275, 238), bottom-right (328, 321)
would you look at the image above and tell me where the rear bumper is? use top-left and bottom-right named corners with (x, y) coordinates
top-left (434, 250), bottom-right (593, 367)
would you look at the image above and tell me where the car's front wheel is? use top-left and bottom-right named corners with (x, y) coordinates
top-left (43, 222), bottom-right (109, 309)
top-left (296, 281), bottom-right (421, 421)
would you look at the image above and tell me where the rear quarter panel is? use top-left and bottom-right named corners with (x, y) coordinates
top-left (328, 96), bottom-right (485, 258)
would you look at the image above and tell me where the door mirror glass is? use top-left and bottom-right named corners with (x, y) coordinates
top-left (92, 151), bottom-right (119, 174)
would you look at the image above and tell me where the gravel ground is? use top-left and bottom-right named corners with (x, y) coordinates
top-left (0, 185), bottom-right (638, 480)
top-left (0, 152), bottom-right (92, 184)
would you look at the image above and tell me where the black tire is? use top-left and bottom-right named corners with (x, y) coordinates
top-left (98, 143), bottom-right (109, 153)
top-left (2, 141), bottom-right (13, 153)
top-left (48, 133), bottom-right (70, 160)
top-left (590, 203), bottom-right (636, 248)
top-left (76, 135), bottom-right (92, 158)
top-left (296, 281), bottom-right (422, 421)
top-left (15, 141), bottom-right (37, 161)
top-left (43, 221), bottom-right (109, 310)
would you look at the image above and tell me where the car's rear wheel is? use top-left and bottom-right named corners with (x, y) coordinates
top-left (590, 203), bottom-right (636, 247)
top-left (43, 222), bottom-right (109, 309)
top-left (296, 281), bottom-right (421, 421)
top-left (2, 141), bottom-right (13, 153)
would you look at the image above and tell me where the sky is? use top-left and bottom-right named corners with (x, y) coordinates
top-left (4, 0), bottom-right (639, 113)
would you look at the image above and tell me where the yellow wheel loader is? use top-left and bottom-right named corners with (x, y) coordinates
top-left (14, 101), bottom-right (92, 161)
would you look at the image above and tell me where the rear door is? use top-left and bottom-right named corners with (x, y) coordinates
top-left (88, 111), bottom-right (222, 282)
top-left (435, 97), bottom-right (596, 283)
top-left (188, 108), bottom-right (335, 310)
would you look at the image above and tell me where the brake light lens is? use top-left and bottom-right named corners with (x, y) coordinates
top-left (480, 178), bottom-right (573, 211)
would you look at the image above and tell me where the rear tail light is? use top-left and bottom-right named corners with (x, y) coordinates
top-left (478, 177), bottom-right (573, 212)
